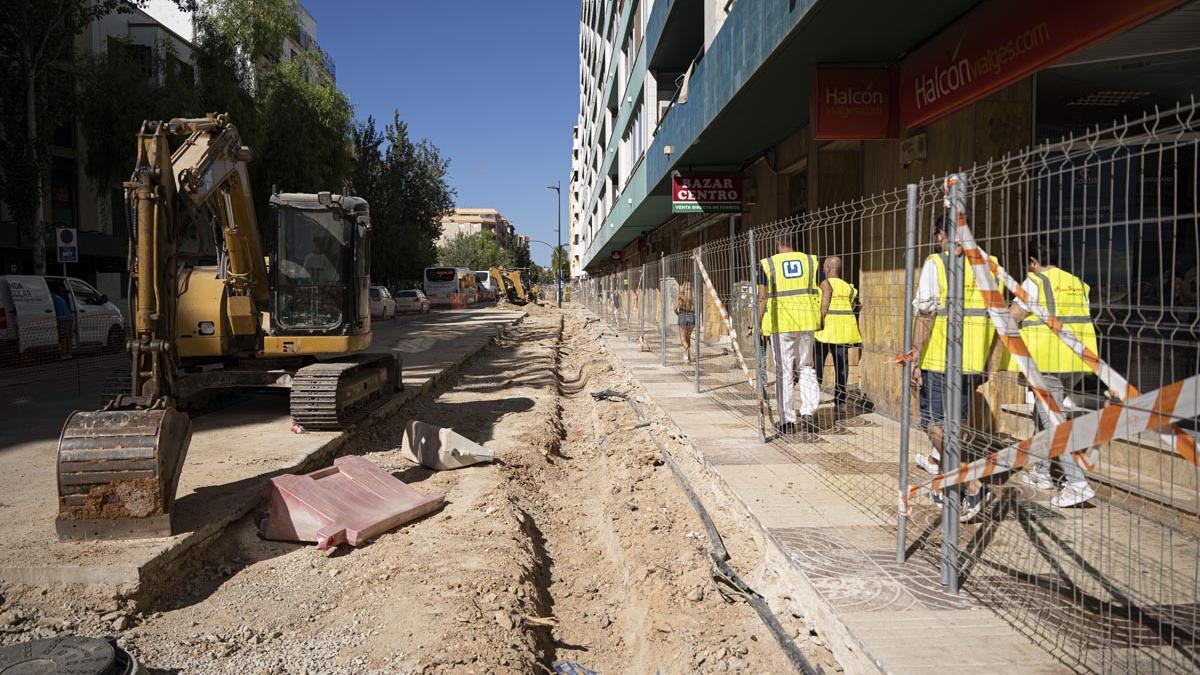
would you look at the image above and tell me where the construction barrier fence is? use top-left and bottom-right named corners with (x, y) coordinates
top-left (575, 100), bottom-right (1200, 673)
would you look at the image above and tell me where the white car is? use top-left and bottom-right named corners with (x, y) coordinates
top-left (394, 289), bottom-right (431, 314)
top-left (0, 275), bottom-right (126, 361)
top-left (369, 285), bottom-right (396, 320)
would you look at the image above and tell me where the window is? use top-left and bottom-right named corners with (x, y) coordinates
top-left (619, 100), bottom-right (645, 188)
top-left (275, 207), bottom-right (352, 330)
top-left (69, 279), bottom-right (105, 305)
top-left (787, 172), bottom-right (808, 216)
top-left (167, 55), bottom-right (194, 86)
top-left (108, 38), bottom-right (153, 78)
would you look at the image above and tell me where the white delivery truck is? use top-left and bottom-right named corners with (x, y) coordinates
top-left (0, 275), bottom-right (127, 362)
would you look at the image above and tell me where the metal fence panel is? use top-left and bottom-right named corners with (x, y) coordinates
top-left (575, 101), bottom-right (1200, 673)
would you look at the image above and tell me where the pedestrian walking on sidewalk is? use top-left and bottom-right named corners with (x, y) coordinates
top-left (1007, 237), bottom-right (1098, 508)
top-left (814, 256), bottom-right (861, 417)
top-left (903, 216), bottom-right (998, 521)
top-left (757, 234), bottom-right (823, 435)
top-left (675, 281), bottom-right (696, 362)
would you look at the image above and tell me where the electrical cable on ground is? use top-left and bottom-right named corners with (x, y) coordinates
top-left (613, 395), bottom-right (821, 675)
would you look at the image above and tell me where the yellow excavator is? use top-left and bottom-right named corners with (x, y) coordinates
top-left (489, 267), bottom-right (537, 305)
top-left (56, 113), bottom-right (399, 541)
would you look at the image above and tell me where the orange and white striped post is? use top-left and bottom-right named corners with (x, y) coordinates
top-left (696, 249), bottom-right (769, 440)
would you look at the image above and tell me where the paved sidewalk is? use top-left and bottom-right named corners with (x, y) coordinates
top-left (600, 331), bottom-right (1068, 674)
top-left (0, 306), bottom-right (522, 597)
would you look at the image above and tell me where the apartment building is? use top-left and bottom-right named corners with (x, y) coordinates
top-left (0, 5), bottom-right (199, 300)
top-left (268, 2), bottom-right (336, 85)
top-left (571, 0), bottom-right (1199, 274)
top-left (438, 208), bottom-right (517, 247)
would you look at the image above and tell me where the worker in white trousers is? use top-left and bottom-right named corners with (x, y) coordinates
top-left (757, 235), bottom-right (823, 435)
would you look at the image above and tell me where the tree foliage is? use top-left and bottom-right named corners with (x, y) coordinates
top-left (352, 113), bottom-right (454, 285)
top-left (253, 57), bottom-right (354, 211)
top-left (3, 0), bottom-right (452, 286)
top-left (437, 232), bottom-right (513, 271)
top-left (198, 0), bottom-right (296, 89)
top-left (77, 39), bottom-right (201, 189)
top-left (505, 237), bottom-right (532, 269)
top-left (0, 0), bottom-right (193, 272)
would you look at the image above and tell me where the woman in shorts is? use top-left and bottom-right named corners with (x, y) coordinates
top-left (675, 281), bottom-right (696, 362)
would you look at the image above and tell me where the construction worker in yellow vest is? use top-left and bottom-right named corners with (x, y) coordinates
top-left (757, 235), bottom-right (823, 435)
top-left (1007, 237), bottom-right (1098, 508)
top-left (814, 256), bottom-right (860, 417)
top-left (904, 216), bottom-right (997, 522)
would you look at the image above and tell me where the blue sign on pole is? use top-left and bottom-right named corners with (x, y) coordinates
top-left (56, 227), bottom-right (78, 264)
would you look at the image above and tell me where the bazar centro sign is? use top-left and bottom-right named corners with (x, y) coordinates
top-left (672, 175), bottom-right (742, 213)
top-left (898, 0), bottom-right (1184, 129)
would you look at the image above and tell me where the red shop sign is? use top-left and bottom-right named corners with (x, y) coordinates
top-left (811, 67), bottom-right (898, 140)
top-left (898, 0), bottom-right (1184, 129)
top-left (672, 175), bottom-right (742, 213)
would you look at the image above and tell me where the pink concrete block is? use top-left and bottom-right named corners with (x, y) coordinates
top-left (259, 456), bottom-right (445, 549)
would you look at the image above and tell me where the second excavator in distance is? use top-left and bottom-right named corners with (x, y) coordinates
top-left (55, 113), bottom-right (399, 542)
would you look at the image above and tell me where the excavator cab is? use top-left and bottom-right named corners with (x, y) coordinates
top-left (269, 193), bottom-right (372, 341)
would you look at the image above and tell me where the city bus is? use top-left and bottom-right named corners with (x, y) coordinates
top-left (423, 266), bottom-right (478, 308)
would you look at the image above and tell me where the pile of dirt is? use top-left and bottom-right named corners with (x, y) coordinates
top-left (0, 310), bottom-right (839, 673)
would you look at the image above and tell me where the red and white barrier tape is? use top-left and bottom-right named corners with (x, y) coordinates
top-left (695, 256), bottom-right (757, 392)
top-left (905, 374), bottom-right (1199, 506)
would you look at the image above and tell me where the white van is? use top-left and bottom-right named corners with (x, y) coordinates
top-left (0, 275), bottom-right (127, 360)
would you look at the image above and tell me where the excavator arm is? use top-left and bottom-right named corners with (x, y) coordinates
top-left (56, 113), bottom-right (266, 540)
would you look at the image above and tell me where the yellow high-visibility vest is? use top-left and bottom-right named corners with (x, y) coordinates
top-left (1006, 267), bottom-right (1098, 373)
top-left (918, 252), bottom-right (998, 374)
top-left (760, 252), bottom-right (820, 336)
top-left (815, 278), bottom-right (861, 344)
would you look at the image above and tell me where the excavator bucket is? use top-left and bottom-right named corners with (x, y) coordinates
top-left (55, 408), bottom-right (192, 541)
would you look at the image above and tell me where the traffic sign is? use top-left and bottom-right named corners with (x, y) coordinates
top-left (56, 227), bottom-right (78, 264)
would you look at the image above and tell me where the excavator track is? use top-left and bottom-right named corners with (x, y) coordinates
top-left (290, 352), bottom-right (401, 430)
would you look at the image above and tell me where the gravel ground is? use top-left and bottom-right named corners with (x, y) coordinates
top-left (0, 307), bottom-right (840, 674)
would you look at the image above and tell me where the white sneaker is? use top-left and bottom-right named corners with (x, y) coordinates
top-left (1051, 482), bottom-right (1096, 508)
top-left (914, 453), bottom-right (940, 474)
top-left (1021, 471), bottom-right (1055, 490)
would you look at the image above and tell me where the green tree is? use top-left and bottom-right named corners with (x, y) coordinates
top-left (550, 246), bottom-right (570, 285)
top-left (77, 39), bottom-right (201, 191)
top-left (192, 15), bottom-right (257, 142)
top-left (198, 0), bottom-right (296, 91)
top-left (0, 0), bottom-right (192, 273)
top-left (351, 112), bottom-right (454, 285)
top-left (437, 232), bottom-right (514, 270)
top-left (505, 237), bottom-right (532, 269)
top-left (253, 57), bottom-right (354, 218)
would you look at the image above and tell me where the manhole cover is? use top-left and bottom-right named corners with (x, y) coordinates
top-left (0, 635), bottom-right (134, 675)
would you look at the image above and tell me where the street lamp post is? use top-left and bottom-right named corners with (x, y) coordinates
top-left (546, 181), bottom-right (562, 307)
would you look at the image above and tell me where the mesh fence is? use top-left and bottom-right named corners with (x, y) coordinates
top-left (576, 101), bottom-right (1200, 673)
top-left (0, 276), bottom-right (130, 409)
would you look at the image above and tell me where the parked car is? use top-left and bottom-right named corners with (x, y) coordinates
top-left (0, 275), bottom-right (126, 362)
top-left (394, 289), bottom-right (431, 314)
top-left (369, 285), bottom-right (396, 320)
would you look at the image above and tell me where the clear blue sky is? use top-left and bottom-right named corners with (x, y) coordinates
top-left (304, 1), bottom-right (579, 266)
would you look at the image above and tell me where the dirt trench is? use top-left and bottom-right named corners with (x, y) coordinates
top-left (0, 308), bottom-right (838, 674)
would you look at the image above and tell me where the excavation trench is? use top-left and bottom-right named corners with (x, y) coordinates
top-left (0, 308), bottom-right (835, 674)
